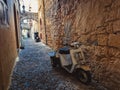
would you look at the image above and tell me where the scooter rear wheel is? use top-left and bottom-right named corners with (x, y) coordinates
top-left (50, 57), bottom-right (56, 67)
top-left (50, 57), bottom-right (61, 68)
top-left (76, 68), bottom-right (91, 84)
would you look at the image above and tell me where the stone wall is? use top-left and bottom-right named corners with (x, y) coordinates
top-left (41, 0), bottom-right (120, 89)
top-left (38, 0), bottom-right (47, 44)
top-left (0, 0), bottom-right (20, 90)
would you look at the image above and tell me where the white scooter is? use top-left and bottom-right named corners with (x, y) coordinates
top-left (48, 42), bottom-right (91, 84)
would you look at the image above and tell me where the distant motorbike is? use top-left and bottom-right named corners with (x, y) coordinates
top-left (34, 32), bottom-right (40, 42)
top-left (48, 42), bottom-right (91, 84)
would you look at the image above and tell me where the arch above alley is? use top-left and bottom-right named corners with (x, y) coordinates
top-left (20, 12), bottom-right (38, 22)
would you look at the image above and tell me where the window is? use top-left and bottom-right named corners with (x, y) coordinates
top-left (0, 0), bottom-right (9, 27)
top-left (0, 1), bottom-right (4, 24)
top-left (3, 0), bottom-right (7, 5)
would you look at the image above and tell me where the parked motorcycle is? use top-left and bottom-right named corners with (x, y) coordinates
top-left (48, 42), bottom-right (91, 84)
top-left (34, 32), bottom-right (40, 42)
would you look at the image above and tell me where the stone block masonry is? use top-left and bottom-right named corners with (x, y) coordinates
top-left (40, 0), bottom-right (120, 89)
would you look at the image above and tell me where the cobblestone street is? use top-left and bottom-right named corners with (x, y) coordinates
top-left (9, 39), bottom-right (106, 90)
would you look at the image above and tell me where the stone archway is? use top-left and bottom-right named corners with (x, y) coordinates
top-left (20, 12), bottom-right (38, 22)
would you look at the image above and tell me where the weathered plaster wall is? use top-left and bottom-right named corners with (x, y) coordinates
top-left (41, 0), bottom-right (120, 89)
top-left (0, 0), bottom-right (20, 90)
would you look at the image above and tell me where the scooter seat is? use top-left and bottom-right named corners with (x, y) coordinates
top-left (59, 47), bottom-right (70, 54)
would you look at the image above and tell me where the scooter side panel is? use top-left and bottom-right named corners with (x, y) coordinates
top-left (59, 54), bottom-right (72, 66)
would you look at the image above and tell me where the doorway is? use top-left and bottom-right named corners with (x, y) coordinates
top-left (13, 5), bottom-right (19, 49)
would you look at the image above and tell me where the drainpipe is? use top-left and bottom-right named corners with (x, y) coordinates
top-left (42, 0), bottom-right (47, 45)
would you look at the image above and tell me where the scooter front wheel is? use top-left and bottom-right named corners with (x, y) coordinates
top-left (76, 68), bottom-right (91, 84)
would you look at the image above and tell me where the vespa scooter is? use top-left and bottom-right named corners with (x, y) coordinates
top-left (48, 42), bottom-right (91, 84)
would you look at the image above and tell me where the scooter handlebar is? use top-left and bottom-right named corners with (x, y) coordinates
top-left (70, 42), bottom-right (81, 47)
top-left (62, 42), bottom-right (81, 48)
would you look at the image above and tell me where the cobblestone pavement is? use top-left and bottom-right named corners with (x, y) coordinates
top-left (9, 39), bottom-right (106, 90)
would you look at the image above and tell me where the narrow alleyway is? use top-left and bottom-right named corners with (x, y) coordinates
top-left (9, 39), bottom-right (106, 90)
